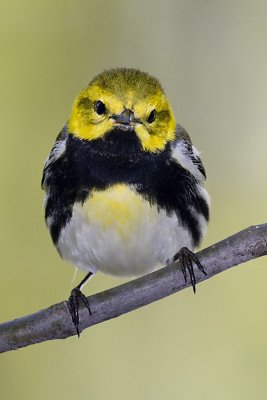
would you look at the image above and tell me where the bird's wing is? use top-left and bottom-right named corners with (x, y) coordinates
top-left (41, 126), bottom-right (68, 190)
top-left (171, 124), bottom-right (207, 182)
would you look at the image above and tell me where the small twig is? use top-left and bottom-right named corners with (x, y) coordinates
top-left (0, 224), bottom-right (266, 354)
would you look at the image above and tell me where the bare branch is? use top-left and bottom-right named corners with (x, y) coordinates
top-left (0, 224), bottom-right (266, 353)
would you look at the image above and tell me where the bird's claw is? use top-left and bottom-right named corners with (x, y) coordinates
top-left (67, 287), bottom-right (91, 337)
top-left (172, 247), bottom-right (207, 293)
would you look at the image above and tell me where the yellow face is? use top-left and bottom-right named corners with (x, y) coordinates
top-left (68, 68), bottom-right (176, 152)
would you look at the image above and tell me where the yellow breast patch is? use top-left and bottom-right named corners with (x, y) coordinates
top-left (80, 184), bottom-right (154, 239)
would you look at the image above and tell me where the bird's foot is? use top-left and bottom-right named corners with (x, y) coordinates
top-left (171, 247), bottom-right (207, 293)
top-left (67, 287), bottom-right (91, 337)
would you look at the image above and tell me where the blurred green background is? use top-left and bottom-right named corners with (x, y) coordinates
top-left (1, 1), bottom-right (267, 399)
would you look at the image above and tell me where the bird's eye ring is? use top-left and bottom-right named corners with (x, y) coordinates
top-left (94, 100), bottom-right (106, 115)
top-left (147, 109), bottom-right (156, 123)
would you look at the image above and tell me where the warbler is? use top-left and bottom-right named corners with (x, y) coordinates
top-left (42, 68), bottom-right (210, 335)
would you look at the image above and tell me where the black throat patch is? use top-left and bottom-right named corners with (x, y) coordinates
top-left (85, 127), bottom-right (144, 162)
top-left (66, 127), bottom-right (168, 189)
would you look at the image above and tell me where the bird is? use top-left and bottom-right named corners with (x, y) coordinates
top-left (42, 68), bottom-right (210, 335)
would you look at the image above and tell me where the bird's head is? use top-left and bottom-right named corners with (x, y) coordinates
top-left (68, 68), bottom-right (176, 152)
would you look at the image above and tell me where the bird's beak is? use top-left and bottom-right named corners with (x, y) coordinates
top-left (111, 109), bottom-right (140, 126)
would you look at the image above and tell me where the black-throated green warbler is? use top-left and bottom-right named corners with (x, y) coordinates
top-left (42, 68), bottom-right (210, 335)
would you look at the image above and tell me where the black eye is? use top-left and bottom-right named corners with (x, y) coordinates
top-left (94, 100), bottom-right (106, 115)
top-left (147, 109), bottom-right (156, 123)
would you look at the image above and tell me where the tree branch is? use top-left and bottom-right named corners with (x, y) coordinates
top-left (0, 224), bottom-right (267, 353)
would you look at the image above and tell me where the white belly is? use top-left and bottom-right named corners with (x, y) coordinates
top-left (57, 184), bottom-right (193, 277)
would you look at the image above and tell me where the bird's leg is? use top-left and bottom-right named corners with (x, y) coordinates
top-left (67, 271), bottom-right (94, 337)
top-left (170, 247), bottom-right (207, 293)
